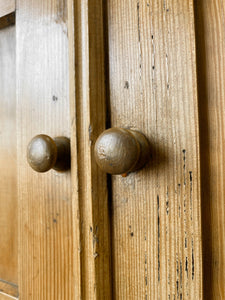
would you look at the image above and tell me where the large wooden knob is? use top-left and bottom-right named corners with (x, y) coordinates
top-left (94, 128), bottom-right (150, 175)
top-left (27, 134), bottom-right (70, 172)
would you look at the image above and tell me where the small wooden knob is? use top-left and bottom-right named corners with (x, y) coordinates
top-left (27, 134), bottom-right (70, 173)
top-left (94, 128), bottom-right (150, 175)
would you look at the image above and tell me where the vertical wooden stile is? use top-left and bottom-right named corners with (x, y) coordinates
top-left (68, 0), bottom-right (112, 299)
top-left (195, 1), bottom-right (225, 299)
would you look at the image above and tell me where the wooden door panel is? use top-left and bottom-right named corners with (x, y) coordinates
top-left (107, 1), bottom-right (202, 299)
top-left (0, 24), bottom-right (18, 298)
top-left (16, 0), bottom-right (75, 298)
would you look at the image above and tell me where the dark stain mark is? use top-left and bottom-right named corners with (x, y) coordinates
top-left (185, 257), bottom-right (188, 278)
top-left (167, 8), bottom-right (169, 12)
top-left (157, 195), bottom-right (160, 282)
top-left (130, 232), bottom-right (134, 237)
top-left (185, 237), bottom-right (187, 248)
top-left (147, 3), bottom-right (149, 7)
top-left (167, 84), bottom-right (170, 90)
top-left (90, 226), bottom-right (93, 232)
top-left (182, 149), bottom-right (186, 185)
top-left (88, 124), bottom-right (93, 143)
top-left (137, 2), bottom-right (141, 43)
top-left (176, 280), bottom-right (179, 296)
top-left (189, 171), bottom-right (192, 182)
top-left (52, 95), bottom-right (58, 101)
top-left (53, 219), bottom-right (57, 223)
top-left (124, 81), bottom-right (129, 89)
top-left (176, 257), bottom-right (179, 296)
top-left (166, 187), bottom-right (169, 215)
top-left (152, 65), bottom-right (155, 69)
top-left (152, 35), bottom-right (154, 39)
top-left (192, 239), bottom-right (195, 280)
top-left (180, 261), bottom-right (182, 290)
top-left (145, 253), bottom-right (148, 286)
top-left (189, 171), bottom-right (193, 220)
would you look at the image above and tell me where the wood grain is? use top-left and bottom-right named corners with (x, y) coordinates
top-left (16, 0), bottom-right (75, 298)
top-left (0, 0), bottom-right (15, 18)
top-left (68, 0), bottom-right (112, 298)
top-left (107, 0), bottom-right (202, 299)
top-left (0, 280), bottom-right (18, 299)
top-left (0, 25), bottom-right (18, 290)
top-left (0, 292), bottom-right (17, 300)
top-left (195, 1), bottom-right (225, 299)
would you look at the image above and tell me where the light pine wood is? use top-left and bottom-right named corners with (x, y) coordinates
top-left (0, 25), bottom-right (18, 294)
top-left (0, 281), bottom-right (18, 299)
top-left (107, 0), bottom-right (202, 299)
top-left (0, 0), bottom-right (15, 18)
top-left (68, 0), bottom-right (112, 298)
top-left (16, 0), bottom-right (75, 298)
top-left (195, 1), bottom-right (225, 299)
top-left (0, 292), bottom-right (18, 300)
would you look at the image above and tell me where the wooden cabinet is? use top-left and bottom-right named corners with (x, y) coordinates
top-left (0, 0), bottom-right (224, 299)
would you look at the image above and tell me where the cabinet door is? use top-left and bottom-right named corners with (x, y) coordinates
top-left (16, 0), bottom-right (75, 298)
top-left (69, 0), bottom-right (202, 299)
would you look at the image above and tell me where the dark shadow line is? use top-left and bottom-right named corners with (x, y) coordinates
top-left (102, 1), bottom-right (114, 299)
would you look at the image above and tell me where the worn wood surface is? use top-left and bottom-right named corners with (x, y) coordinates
top-left (0, 0), bottom-right (15, 18)
top-left (195, 1), bottom-right (225, 299)
top-left (107, 0), bottom-right (202, 299)
top-left (16, 0), bottom-right (75, 298)
top-left (68, 0), bottom-right (112, 298)
top-left (0, 292), bottom-right (17, 300)
top-left (0, 280), bottom-right (18, 299)
top-left (0, 25), bottom-right (18, 293)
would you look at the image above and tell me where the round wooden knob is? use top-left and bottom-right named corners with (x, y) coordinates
top-left (94, 128), bottom-right (150, 175)
top-left (27, 134), bottom-right (70, 173)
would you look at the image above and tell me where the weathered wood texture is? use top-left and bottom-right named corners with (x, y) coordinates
top-left (0, 0), bottom-right (15, 18)
top-left (68, 0), bottom-right (112, 298)
top-left (17, 0), bottom-right (75, 298)
top-left (0, 280), bottom-right (18, 299)
top-left (107, 0), bottom-right (202, 299)
top-left (0, 25), bottom-right (18, 292)
top-left (195, 1), bottom-right (225, 299)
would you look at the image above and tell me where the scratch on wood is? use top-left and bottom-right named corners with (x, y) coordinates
top-left (185, 257), bottom-right (188, 278)
top-left (137, 1), bottom-right (142, 81)
top-left (192, 239), bottom-right (194, 280)
top-left (166, 186), bottom-right (169, 215)
top-left (182, 149), bottom-right (186, 185)
top-left (189, 171), bottom-right (193, 221)
top-left (157, 195), bottom-right (160, 282)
